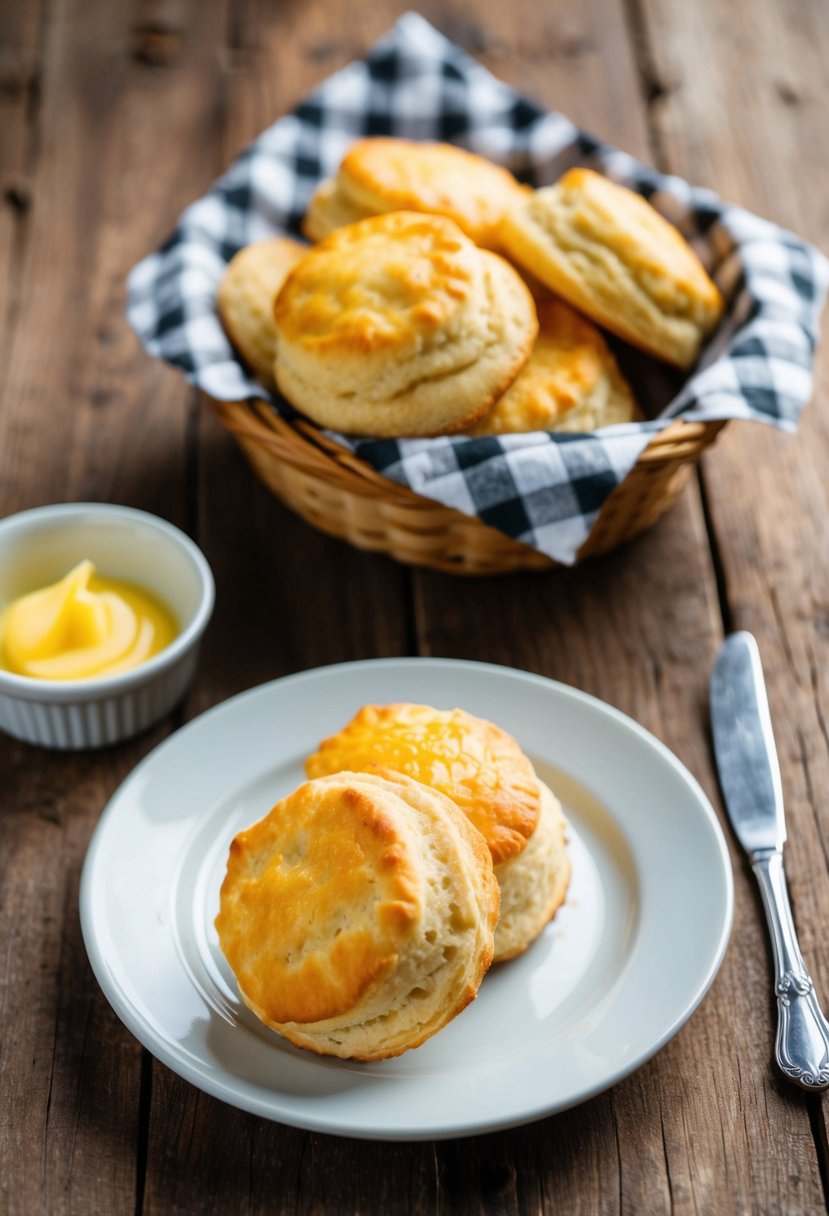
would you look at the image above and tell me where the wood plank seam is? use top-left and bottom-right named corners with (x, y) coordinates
top-left (623, 0), bottom-right (734, 647)
top-left (619, 0), bottom-right (672, 169)
top-left (134, 1050), bottom-right (153, 1216)
top-left (632, 0), bottom-right (829, 1204)
top-left (0, 0), bottom-right (51, 374)
top-left (696, 464), bottom-right (734, 633)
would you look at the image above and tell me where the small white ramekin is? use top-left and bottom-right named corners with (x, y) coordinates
top-left (0, 503), bottom-right (214, 749)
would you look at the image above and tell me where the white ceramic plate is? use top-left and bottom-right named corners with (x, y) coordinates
top-left (80, 659), bottom-right (733, 1140)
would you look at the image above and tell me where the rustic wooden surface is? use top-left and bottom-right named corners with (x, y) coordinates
top-left (2, 0), bottom-right (829, 1211)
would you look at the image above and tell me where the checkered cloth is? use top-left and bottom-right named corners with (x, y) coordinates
top-left (127, 12), bottom-right (828, 565)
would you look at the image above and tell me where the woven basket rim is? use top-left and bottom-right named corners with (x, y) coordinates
top-left (233, 394), bottom-right (721, 460)
top-left (209, 394), bottom-right (727, 573)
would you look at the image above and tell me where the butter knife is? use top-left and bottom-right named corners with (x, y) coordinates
top-left (711, 630), bottom-right (829, 1091)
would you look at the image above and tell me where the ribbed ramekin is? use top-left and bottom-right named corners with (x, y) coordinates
top-left (0, 503), bottom-right (214, 748)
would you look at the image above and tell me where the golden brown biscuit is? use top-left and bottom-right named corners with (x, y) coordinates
top-left (306, 703), bottom-right (540, 866)
top-left (492, 780), bottom-right (571, 961)
top-left (305, 703), bottom-right (570, 962)
top-left (303, 138), bottom-right (530, 249)
top-left (274, 212), bottom-right (538, 437)
top-left (217, 237), bottom-right (308, 390)
top-left (499, 169), bottom-right (724, 368)
top-left (467, 296), bottom-right (640, 435)
top-left (215, 770), bottom-right (499, 1060)
top-left (302, 177), bottom-right (376, 243)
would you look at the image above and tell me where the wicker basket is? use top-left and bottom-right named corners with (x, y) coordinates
top-left (211, 396), bottom-right (727, 574)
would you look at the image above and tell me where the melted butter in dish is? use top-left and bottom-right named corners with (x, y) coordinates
top-left (0, 559), bottom-right (177, 680)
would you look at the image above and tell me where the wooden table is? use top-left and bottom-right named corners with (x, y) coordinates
top-left (3, 0), bottom-right (829, 1211)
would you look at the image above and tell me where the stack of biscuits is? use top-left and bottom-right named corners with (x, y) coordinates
top-left (217, 137), bottom-right (724, 439)
top-left (215, 703), bottom-right (570, 1061)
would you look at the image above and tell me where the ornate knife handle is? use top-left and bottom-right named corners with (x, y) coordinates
top-left (753, 850), bottom-right (829, 1090)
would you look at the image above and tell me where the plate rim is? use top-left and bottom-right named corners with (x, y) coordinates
top-left (80, 656), bottom-right (734, 1140)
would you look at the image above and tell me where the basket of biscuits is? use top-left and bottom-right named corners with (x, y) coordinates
top-left (127, 15), bottom-right (827, 573)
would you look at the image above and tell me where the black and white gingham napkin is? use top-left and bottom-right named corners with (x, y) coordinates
top-left (127, 12), bottom-right (828, 565)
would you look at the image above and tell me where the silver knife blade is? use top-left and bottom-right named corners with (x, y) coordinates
top-left (710, 631), bottom-right (785, 856)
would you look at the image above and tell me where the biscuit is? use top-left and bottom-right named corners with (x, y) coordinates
top-left (499, 169), bottom-right (724, 368)
top-left (274, 212), bottom-right (538, 437)
top-left (215, 770), bottom-right (499, 1060)
top-left (467, 296), bottom-right (640, 434)
top-left (217, 237), bottom-right (308, 389)
top-left (306, 703), bottom-right (540, 865)
top-left (306, 703), bottom-right (570, 962)
top-left (303, 138), bottom-right (530, 249)
top-left (492, 780), bottom-right (571, 961)
top-left (302, 178), bottom-right (375, 243)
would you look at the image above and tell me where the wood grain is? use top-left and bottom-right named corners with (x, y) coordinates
top-left (138, 3), bottom-right (416, 1212)
top-left (3, 0), bottom-right (829, 1212)
top-left (637, 0), bottom-right (829, 1195)
top-left (0, 0), bottom-right (41, 351)
top-left (408, 0), bottom-right (825, 1211)
top-left (0, 0), bottom-right (227, 1212)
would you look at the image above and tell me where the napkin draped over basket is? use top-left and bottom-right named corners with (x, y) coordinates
top-left (127, 13), bottom-right (828, 572)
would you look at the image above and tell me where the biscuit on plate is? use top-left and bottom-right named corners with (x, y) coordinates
top-left (499, 168), bottom-right (724, 369)
top-left (217, 237), bottom-right (307, 390)
top-left (467, 296), bottom-right (640, 435)
top-left (303, 137), bottom-right (530, 249)
top-left (215, 770), bottom-right (498, 1060)
top-left (274, 211), bottom-right (538, 437)
top-left (306, 703), bottom-right (570, 962)
top-left (492, 780), bottom-right (571, 961)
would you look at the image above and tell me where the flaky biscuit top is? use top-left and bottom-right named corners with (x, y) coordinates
top-left (273, 212), bottom-right (537, 431)
top-left (337, 138), bottom-right (530, 248)
top-left (275, 211), bottom-right (480, 357)
top-left (527, 169), bottom-right (722, 326)
top-left (215, 775), bottom-right (422, 1026)
top-left (306, 703), bottom-right (541, 866)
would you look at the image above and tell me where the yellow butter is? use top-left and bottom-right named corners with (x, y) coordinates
top-left (0, 559), bottom-right (177, 681)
